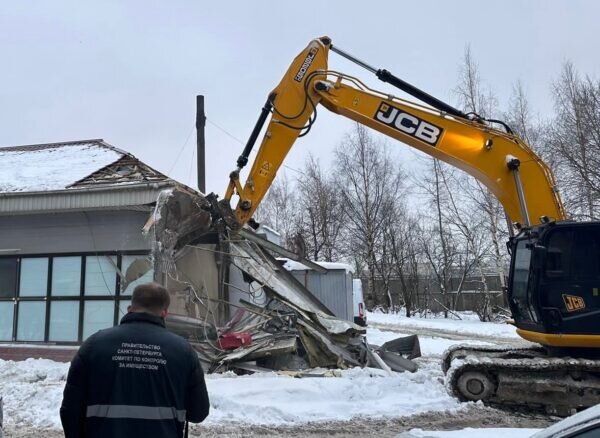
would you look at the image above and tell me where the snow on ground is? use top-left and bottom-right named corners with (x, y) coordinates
top-left (400, 428), bottom-right (541, 437)
top-left (0, 357), bottom-right (462, 428)
top-left (0, 311), bottom-right (528, 430)
top-left (368, 310), bottom-right (520, 340)
top-left (205, 364), bottom-right (459, 425)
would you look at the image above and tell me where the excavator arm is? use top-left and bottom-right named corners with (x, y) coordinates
top-left (225, 36), bottom-right (566, 228)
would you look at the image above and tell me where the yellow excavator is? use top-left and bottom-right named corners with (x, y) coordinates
top-left (222, 36), bottom-right (600, 415)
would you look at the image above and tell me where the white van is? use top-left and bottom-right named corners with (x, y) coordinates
top-left (352, 279), bottom-right (367, 326)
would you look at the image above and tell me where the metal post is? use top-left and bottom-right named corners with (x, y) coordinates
top-left (196, 95), bottom-right (206, 193)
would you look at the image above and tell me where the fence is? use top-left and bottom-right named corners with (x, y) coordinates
top-left (365, 274), bottom-right (507, 313)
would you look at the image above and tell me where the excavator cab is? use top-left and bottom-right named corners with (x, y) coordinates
top-left (508, 222), bottom-right (600, 350)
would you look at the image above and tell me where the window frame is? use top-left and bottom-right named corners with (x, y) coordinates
top-left (0, 251), bottom-right (152, 345)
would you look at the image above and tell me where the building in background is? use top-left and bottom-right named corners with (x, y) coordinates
top-left (0, 139), bottom-right (186, 359)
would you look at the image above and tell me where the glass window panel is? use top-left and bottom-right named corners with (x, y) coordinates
top-left (121, 255), bottom-right (154, 295)
top-left (49, 301), bottom-right (79, 342)
top-left (0, 258), bottom-right (17, 298)
top-left (118, 300), bottom-right (131, 321)
top-left (19, 258), bottom-right (49, 297)
top-left (16, 301), bottom-right (46, 341)
top-left (85, 256), bottom-right (117, 296)
top-left (83, 301), bottom-right (114, 339)
top-left (0, 302), bottom-right (14, 341)
top-left (52, 257), bottom-right (81, 296)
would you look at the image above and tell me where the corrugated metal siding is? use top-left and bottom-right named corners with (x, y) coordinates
top-left (0, 184), bottom-right (172, 215)
top-left (0, 210), bottom-right (152, 254)
top-left (289, 270), bottom-right (353, 321)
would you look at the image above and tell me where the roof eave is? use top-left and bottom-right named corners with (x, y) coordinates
top-left (0, 181), bottom-right (177, 198)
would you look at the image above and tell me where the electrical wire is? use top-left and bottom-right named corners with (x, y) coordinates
top-left (206, 118), bottom-right (245, 144)
top-left (167, 123), bottom-right (196, 175)
top-left (205, 117), bottom-right (306, 176)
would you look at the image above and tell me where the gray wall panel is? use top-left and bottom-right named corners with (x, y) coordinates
top-left (289, 270), bottom-right (353, 321)
top-left (0, 211), bottom-right (152, 255)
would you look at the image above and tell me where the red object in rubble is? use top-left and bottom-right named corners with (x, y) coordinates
top-left (217, 332), bottom-right (252, 350)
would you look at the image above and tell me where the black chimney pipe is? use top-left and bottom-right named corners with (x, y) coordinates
top-left (196, 95), bottom-right (206, 193)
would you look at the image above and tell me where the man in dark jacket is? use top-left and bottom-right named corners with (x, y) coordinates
top-left (60, 282), bottom-right (210, 438)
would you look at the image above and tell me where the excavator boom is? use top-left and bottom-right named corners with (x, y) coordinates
top-left (225, 36), bottom-right (566, 228)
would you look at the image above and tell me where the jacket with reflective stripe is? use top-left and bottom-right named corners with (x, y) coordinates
top-left (60, 312), bottom-right (210, 438)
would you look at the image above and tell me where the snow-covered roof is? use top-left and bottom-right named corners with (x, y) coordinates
top-left (0, 139), bottom-right (167, 193)
top-left (279, 258), bottom-right (355, 274)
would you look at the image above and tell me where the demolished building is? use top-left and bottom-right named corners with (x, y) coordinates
top-left (144, 187), bottom-right (421, 375)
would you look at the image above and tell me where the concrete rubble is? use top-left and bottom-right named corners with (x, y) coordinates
top-left (137, 187), bottom-right (421, 375)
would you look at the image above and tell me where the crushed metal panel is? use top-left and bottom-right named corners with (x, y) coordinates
top-left (229, 241), bottom-right (333, 317)
top-left (315, 314), bottom-right (365, 336)
top-left (379, 351), bottom-right (418, 373)
top-left (297, 320), bottom-right (361, 368)
top-left (379, 334), bottom-right (421, 360)
top-left (239, 335), bottom-right (297, 361)
top-left (297, 325), bottom-right (342, 368)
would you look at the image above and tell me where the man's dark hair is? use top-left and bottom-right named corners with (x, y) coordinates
top-left (131, 283), bottom-right (171, 314)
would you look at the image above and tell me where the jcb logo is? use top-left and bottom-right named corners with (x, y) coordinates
top-left (563, 294), bottom-right (586, 312)
top-left (374, 102), bottom-right (443, 146)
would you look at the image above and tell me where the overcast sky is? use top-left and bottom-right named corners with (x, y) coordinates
top-left (1, 1), bottom-right (598, 194)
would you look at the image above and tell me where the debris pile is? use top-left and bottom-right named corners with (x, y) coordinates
top-left (145, 188), bottom-right (420, 375)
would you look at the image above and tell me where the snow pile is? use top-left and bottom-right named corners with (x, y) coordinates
top-left (0, 143), bottom-right (122, 192)
top-left (0, 358), bottom-right (69, 428)
top-left (368, 310), bottom-right (520, 339)
top-left (204, 364), bottom-right (461, 425)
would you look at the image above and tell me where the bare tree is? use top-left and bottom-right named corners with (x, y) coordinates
top-left (385, 209), bottom-right (423, 317)
top-left (505, 81), bottom-right (542, 149)
top-left (334, 124), bottom-right (404, 308)
top-left (253, 174), bottom-right (299, 248)
top-left (416, 159), bottom-right (460, 316)
top-left (439, 170), bottom-right (495, 321)
top-left (547, 62), bottom-right (600, 220)
top-left (295, 155), bottom-right (345, 261)
top-left (454, 44), bottom-right (498, 119)
top-left (454, 44), bottom-right (510, 317)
